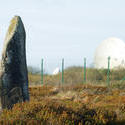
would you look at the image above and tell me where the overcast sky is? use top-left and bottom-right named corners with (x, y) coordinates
top-left (0, 0), bottom-right (125, 73)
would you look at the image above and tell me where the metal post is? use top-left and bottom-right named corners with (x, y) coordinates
top-left (62, 58), bottom-right (64, 84)
top-left (107, 56), bottom-right (110, 86)
top-left (41, 59), bottom-right (43, 85)
top-left (84, 58), bottom-right (86, 83)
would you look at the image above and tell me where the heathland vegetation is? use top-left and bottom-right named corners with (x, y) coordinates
top-left (1, 66), bottom-right (125, 124)
top-left (28, 66), bottom-right (125, 87)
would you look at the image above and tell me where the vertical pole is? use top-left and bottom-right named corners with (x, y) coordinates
top-left (41, 58), bottom-right (43, 85)
top-left (62, 58), bottom-right (64, 84)
top-left (84, 58), bottom-right (86, 83)
top-left (107, 56), bottom-right (110, 86)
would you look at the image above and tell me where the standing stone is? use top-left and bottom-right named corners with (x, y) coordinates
top-left (0, 16), bottom-right (29, 109)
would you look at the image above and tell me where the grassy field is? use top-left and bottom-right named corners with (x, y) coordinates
top-left (1, 67), bottom-right (125, 124)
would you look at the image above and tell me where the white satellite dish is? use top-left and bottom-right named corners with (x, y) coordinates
top-left (53, 67), bottom-right (60, 75)
top-left (94, 37), bottom-right (125, 69)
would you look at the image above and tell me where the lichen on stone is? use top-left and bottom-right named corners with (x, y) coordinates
top-left (0, 15), bottom-right (29, 109)
top-left (3, 16), bottom-right (20, 58)
top-left (8, 16), bottom-right (18, 35)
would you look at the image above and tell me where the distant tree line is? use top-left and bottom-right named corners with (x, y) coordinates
top-left (27, 66), bottom-right (41, 74)
top-left (27, 66), bottom-right (48, 75)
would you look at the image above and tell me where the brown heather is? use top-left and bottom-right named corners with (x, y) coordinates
top-left (1, 67), bottom-right (125, 124)
top-left (0, 84), bottom-right (125, 124)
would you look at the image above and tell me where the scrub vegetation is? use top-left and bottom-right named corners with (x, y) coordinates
top-left (28, 66), bottom-right (125, 87)
top-left (1, 66), bottom-right (125, 124)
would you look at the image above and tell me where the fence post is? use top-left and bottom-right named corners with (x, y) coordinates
top-left (62, 58), bottom-right (64, 84)
top-left (107, 56), bottom-right (110, 86)
top-left (84, 58), bottom-right (86, 83)
top-left (41, 58), bottom-right (44, 85)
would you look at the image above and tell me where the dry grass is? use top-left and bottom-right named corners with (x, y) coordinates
top-left (28, 67), bottom-right (125, 88)
top-left (0, 84), bottom-right (125, 124)
top-left (1, 67), bottom-right (125, 124)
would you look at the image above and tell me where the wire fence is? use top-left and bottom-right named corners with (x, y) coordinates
top-left (38, 56), bottom-right (125, 87)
